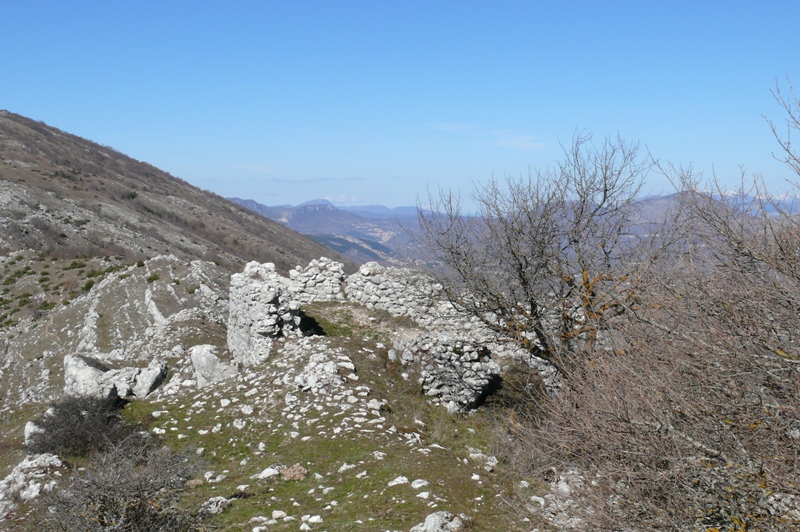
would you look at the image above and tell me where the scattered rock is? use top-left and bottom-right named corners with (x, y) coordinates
top-left (409, 511), bottom-right (471, 532)
top-left (388, 476), bottom-right (409, 487)
top-left (199, 495), bottom-right (230, 516)
top-left (252, 467), bottom-right (280, 481)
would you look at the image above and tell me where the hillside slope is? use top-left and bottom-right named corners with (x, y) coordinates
top-left (0, 111), bottom-right (352, 274)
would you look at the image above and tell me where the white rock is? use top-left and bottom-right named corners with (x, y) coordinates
top-left (0, 453), bottom-right (63, 517)
top-left (338, 463), bottom-right (355, 473)
top-left (387, 476), bottom-right (409, 487)
top-left (199, 496), bottom-right (230, 515)
top-left (23, 421), bottom-right (44, 446)
top-left (409, 511), bottom-right (471, 531)
top-left (191, 345), bottom-right (238, 388)
top-left (253, 467), bottom-right (280, 480)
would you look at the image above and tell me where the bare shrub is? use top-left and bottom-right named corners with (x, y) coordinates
top-left (25, 396), bottom-right (142, 457)
top-left (499, 178), bottom-right (800, 529)
top-left (35, 437), bottom-right (202, 531)
top-left (419, 129), bottom-right (800, 528)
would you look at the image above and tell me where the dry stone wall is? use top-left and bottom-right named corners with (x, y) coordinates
top-left (287, 257), bottom-right (346, 304)
top-left (389, 333), bottom-right (501, 413)
top-left (227, 261), bottom-right (303, 366)
top-left (228, 257), bottom-right (556, 411)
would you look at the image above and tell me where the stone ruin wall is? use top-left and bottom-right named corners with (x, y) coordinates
top-left (227, 257), bottom-right (557, 411)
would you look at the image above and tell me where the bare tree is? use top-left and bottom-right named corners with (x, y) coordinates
top-left (419, 125), bottom-right (800, 528)
top-left (418, 132), bottom-right (674, 371)
top-left (768, 78), bottom-right (800, 177)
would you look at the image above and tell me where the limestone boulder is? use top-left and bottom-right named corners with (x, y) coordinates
top-left (190, 345), bottom-right (238, 388)
top-left (63, 354), bottom-right (117, 398)
top-left (63, 354), bottom-right (167, 398)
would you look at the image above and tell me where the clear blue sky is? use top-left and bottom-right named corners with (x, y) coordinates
top-left (3, 1), bottom-right (799, 207)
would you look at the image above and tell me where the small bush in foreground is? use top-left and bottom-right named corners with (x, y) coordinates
top-left (25, 395), bottom-right (141, 457)
top-left (36, 438), bottom-right (203, 531)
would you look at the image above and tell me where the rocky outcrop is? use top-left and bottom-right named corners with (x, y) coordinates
top-left (63, 354), bottom-right (115, 398)
top-left (0, 453), bottom-right (63, 519)
top-left (63, 354), bottom-right (166, 399)
top-left (190, 345), bottom-right (238, 388)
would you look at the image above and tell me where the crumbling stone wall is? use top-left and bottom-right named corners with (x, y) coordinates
top-left (389, 333), bottom-right (501, 413)
top-left (227, 257), bottom-right (557, 411)
top-left (227, 261), bottom-right (302, 366)
top-left (344, 262), bottom-right (471, 330)
top-left (287, 257), bottom-right (346, 304)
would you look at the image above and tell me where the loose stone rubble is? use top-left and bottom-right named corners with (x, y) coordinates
top-left (0, 453), bottom-right (63, 518)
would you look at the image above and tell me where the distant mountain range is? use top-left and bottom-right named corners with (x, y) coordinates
top-left (232, 189), bottom-right (800, 267)
top-left (229, 198), bottom-right (427, 265)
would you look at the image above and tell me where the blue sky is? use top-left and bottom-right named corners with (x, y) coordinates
top-left (3, 1), bottom-right (799, 207)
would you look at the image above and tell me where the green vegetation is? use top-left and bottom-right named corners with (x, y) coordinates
top-left (0, 253), bottom-right (135, 328)
top-left (64, 259), bottom-right (86, 270)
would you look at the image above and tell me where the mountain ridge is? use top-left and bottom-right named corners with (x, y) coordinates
top-left (229, 197), bottom-right (426, 265)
